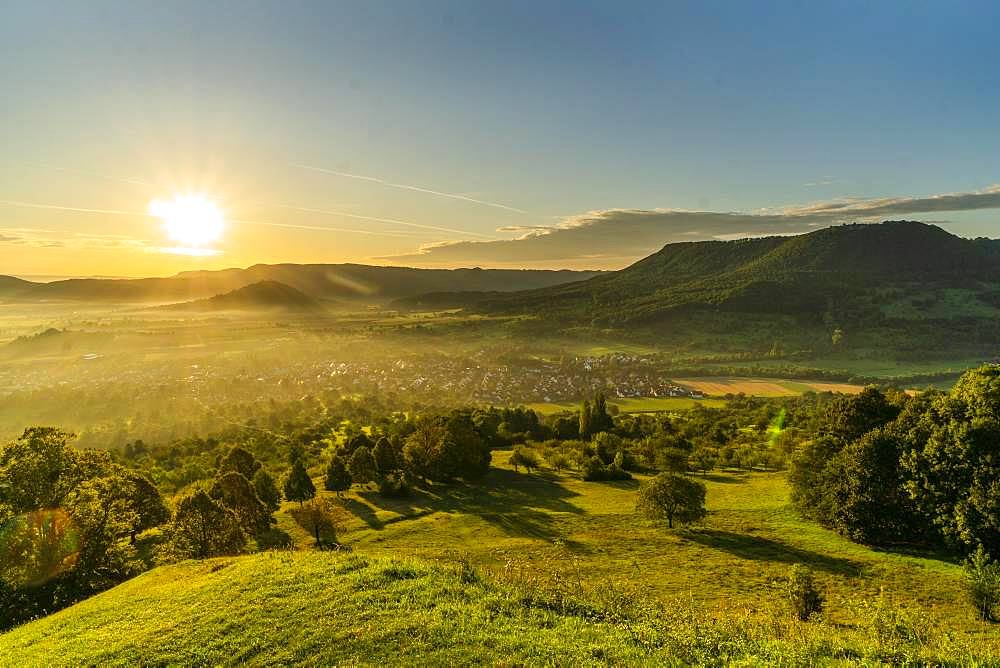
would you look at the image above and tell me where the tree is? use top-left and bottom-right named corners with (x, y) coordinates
top-left (0, 427), bottom-right (83, 512)
top-left (210, 472), bottom-right (271, 535)
top-left (348, 446), bottom-right (376, 487)
top-left (508, 447), bottom-right (539, 473)
top-left (217, 446), bottom-right (261, 481)
top-left (324, 455), bottom-right (352, 497)
top-left (690, 449), bottom-right (717, 476)
top-left (579, 400), bottom-right (592, 440)
top-left (167, 490), bottom-right (246, 559)
top-left (290, 498), bottom-right (348, 548)
top-left (372, 437), bottom-right (397, 477)
top-left (252, 469), bottom-right (282, 513)
top-left (403, 417), bottom-right (447, 482)
top-left (124, 472), bottom-right (170, 544)
top-left (591, 393), bottom-right (614, 434)
top-left (282, 460), bottom-right (316, 507)
top-left (636, 473), bottom-right (707, 528)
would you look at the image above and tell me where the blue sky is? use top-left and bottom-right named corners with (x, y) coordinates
top-left (1, 1), bottom-right (998, 275)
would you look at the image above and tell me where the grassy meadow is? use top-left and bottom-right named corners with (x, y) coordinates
top-left (5, 450), bottom-right (995, 666)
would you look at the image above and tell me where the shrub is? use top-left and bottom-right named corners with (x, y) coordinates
top-left (786, 564), bottom-right (824, 621)
top-left (377, 471), bottom-right (411, 497)
top-left (965, 546), bottom-right (1000, 622)
top-left (509, 446), bottom-right (540, 473)
top-left (582, 456), bottom-right (632, 482)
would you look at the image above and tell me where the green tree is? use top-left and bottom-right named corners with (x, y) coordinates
top-left (0, 427), bottom-right (83, 512)
top-left (210, 472), bottom-right (271, 535)
top-left (372, 437), bottom-right (397, 478)
top-left (282, 460), bottom-right (316, 507)
top-left (252, 469), bottom-right (282, 513)
top-left (324, 455), bottom-right (352, 497)
top-left (124, 471), bottom-right (170, 544)
top-left (217, 446), bottom-right (261, 481)
top-left (348, 446), bottom-right (376, 487)
top-left (579, 400), bottom-right (592, 440)
top-left (636, 473), bottom-right (707, 529)
top-left (508, 447), bottom-right (539, 473)
top-left (167, 490), bottom-right (246, 559)
top-left (290, 498), bottom-right (347, 548)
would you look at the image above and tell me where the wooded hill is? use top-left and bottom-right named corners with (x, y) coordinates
top-left (0, 264), bottom-right (603, 304)
top-left (400, 221), bottom-right (1000, 355)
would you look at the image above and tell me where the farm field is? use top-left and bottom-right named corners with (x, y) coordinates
top-left (4, 451), bottom-right (995, 666)
top-left (673, 377), bottom-right (866, 397)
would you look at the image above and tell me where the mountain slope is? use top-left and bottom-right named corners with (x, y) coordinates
top-left (459, 221), bottom-right (1000, 321)
top-left (159, 280), bottom-right (324, 312)
top-left (0, 265), bottom-right (603, 303)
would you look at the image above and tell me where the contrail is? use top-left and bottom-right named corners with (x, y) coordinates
top-left (281, 205), bottom-right (495, 239)
top-left (293, 163), bottom-right (527, 214)
top-left (0, 199), bottom-right (436, 240)
top-left (0, 200), bottom-right (149, 217)
top-left (26, 164), bottom-right (156, 189)
top-left (231, 218), bottom-right (425, 239)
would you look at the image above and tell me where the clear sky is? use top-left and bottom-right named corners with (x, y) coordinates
top-left (2, 1), bottom-right (999, 277)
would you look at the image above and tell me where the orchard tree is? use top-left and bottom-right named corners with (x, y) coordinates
top-left (217, 446), bottom-right (261, 481)
top-left (324, 455), bottom-right (351, 497)
top-left (252, 469), bottom-right (282, 513)
top-left (291, 498), bottom-right (348, 548)
top-left (637, 473), bottom-right (707, 529)
top-left (348, 446), bottom-right (376, 487)
top-left (283, 460), bottom-right (316, 507)
top-left (372, 437), bottom-right (397, 477)
top-left (210, 472), bottom-right (271, 535)
top-left (124, 471), bottom-right (170, 543)
top-left (168, 490), bottom-right (246, 559)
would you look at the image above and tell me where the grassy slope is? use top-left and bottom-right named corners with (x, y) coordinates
top-left (4, 455), bottom-right (997, 665)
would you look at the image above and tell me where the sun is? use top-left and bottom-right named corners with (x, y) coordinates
top-left (148, 194), bottom-right (224, 247)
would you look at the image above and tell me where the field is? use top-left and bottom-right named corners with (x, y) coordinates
top-left (673, 377), bottom-right (866, 397)
top-left (4, 451), bottom-right (994, 666)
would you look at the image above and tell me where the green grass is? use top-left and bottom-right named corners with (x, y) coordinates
top-left (3, 457), bottom-right (997, 665)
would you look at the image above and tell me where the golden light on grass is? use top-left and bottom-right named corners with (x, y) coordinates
top-left (149, 194), bottom-right (225, 250)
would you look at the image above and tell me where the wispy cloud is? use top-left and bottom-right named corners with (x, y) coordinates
top-left (280, 205), bottom-right (495, 239)
top-left (26, 164), bottom-right (155, 190)
top-left (293, 164), bottom-right (527, 214)
top-left (381, 185), bottom-right (1000, 267)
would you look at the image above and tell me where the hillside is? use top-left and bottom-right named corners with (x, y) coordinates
top-left (0, 265), bottom-right (603, 304)
top-left (158, 280), bottom-right (324, 312)
top-left (2, 467), bottom-right (996, 666)
top-left (403, 222), bottom-right (1000, 355)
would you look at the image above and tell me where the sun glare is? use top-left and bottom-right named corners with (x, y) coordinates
top-left (149, 194), bottom-right (224, 248)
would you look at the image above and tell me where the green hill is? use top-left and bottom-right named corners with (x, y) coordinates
top-left (158, 280), bottom-right (325, 312)
top-left (2, 465), bottom-right (997, 666)
top-left (405, 222), bottom-right (1000, 356)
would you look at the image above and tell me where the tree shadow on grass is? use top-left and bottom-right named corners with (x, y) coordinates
top-left (683, 529), bottom-right (862, 576)
top-left (342, 498), bottom-right (384, 530)
top-left (699, 473), bottom-right (749, 484)
top-left (356, 467), bottom-right (585, 542)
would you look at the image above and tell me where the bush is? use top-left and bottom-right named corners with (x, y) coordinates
top-left (965, 546), bottom-right (1000, 622)
top-left (581, 456), bottom-right (632, 482)
top-left (377, 472), bottom-right (411, 498)
top-left (786, 564), bottom-right (824, 621)
top-left (509, 446), bottom-right (540, 473)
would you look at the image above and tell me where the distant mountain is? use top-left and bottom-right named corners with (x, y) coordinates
top-left (0, 275), bottom-right (34, 298)
top-left (399, 222), bottom-right (1000, 355)
top-left (158, 281), bottom-right (324, 312)
top-left (0, 265), bottom-right (603, 303)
